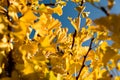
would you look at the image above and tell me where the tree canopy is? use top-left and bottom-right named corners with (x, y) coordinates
top-left (0, 0), bottom-right (120, 80)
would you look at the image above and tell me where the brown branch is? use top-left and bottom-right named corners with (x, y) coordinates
top-left (71, 0), bottom-right (85, 50)
top-left (76, 37), bottom-right (94, 80)
top-left (71, 30), bottom-right (77, 49)
top-left (80, 0), bottom-right (85, 6)
top-left (44, 3), bottom-right (55, 6)
top-left (100, 7), bottom-right (110, 16)
top-left (91, 3), bottom-right (110, 16)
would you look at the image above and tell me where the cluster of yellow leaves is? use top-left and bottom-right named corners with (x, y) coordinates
top-left (0, 0), bottom-right (120, 80)
top-left (95, 14), bottom-right (120, 49)
top-left (0, 0), bottom-right (65, 80)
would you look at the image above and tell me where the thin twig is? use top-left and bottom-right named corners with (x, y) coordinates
top-left (44, 3), bottom-right (55, 6)
top-left (76, 37), bottom-right (94, 80)
top-left (80, 0), bottom-right (85, 6)
top-left (100, 6), bottom-right (110, 16)
top-left (91, 3), bottom-right (110, 16)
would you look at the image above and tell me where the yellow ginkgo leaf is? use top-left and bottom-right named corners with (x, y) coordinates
top-left (22, 61), bottom-right (34, 75)
top-left (117, 62), bottom-right (120, 70)
top-left (82, 12), bottom-right (90, 18)
top-left (86, 18), bottom-right (92, 26)
top-left (47, 19), bottom-right (61, 31)
top-left (0, 23), bottom-right (5, 34)
top-left (39, 13), bottom-right (47, 24)
top-left (57, 28), bottom-right (68, 43)
top-left (68, 17), bottom-right (80, 32)
top-left (100, 41), bottom-right (108, 51)
top-left (100, 42), bottom-right (117, 65)
top-left (53, 5), bottom-right (63, 16)
top-left (57, 74), bottom-right (63, 80)
top-left (13, 21), bottom-right (28, 40)
top-left (32, 14), bottom-right (61, 37)
top-left (65, 57), bottom-right (69, 71)
top-left (39, 4), bottom-right (48, 13)
top-left (72, 0), bottom-right (82, 3)
top-left (20, 10), bottom-right (37, 23)
top-left (40, 35), bottom-right (52, 48)
top-left (75, 6), bottom-right (85, 13)
top-left (114, 76), bottom-right (120, 80)
top-left (108, 0), bottom-right (115, 10)
top-left (56, 1), bottom-right (66, 6)
top-left (32, 21), bottom-right (47, 37)
top-left (49, 71), bottom-right (57, 80)
top-left (22, 42), bottom-right (38, 55)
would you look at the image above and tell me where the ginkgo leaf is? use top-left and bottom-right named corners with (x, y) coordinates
top-left (40, 36), bottom-right (52, 48)
top-left (82, 12), bottom-right (90, 18)
top-left (56, 1), bottom-right (66, 6)
top-left (0, 6), bottom-right (7, 13)
top-left (57, 28), bottom-right (68, 43)
top-left (72, 0), bottom-right (82, 3)
top-left (39, 4), bottom-right (48, 13)
top-left (117, 63), bottom-right (120, 71)
top-left (22, 41), bottom-right (38, 55)
top-left (49, 71), bottom-right (57, 80)
top-left (8, 4), bottom-right (19, 21)
top-left (75, 6), bottom-right (85, 13)
top-left (0, 23), bottom-right (6, 33)
top-left (108, 0), bottom-right (115, 10)
top-left (0, 0), bottom-right (9, 7)
top-left (68, 17), bottom-right (80, 32)
top-left (100, 42), bottom-right (117, 65)
top-left (57, 74), bottom-right (63, 80)
top-left (20, 10), bottom-right (37, 23)
top-left (94, 14), bottom-right (120, 33)
top-left (86, 18), bottom-right (92, 26)
top-left (53, 5), bottom-right (63, 16)
top-left (0, 51), bottom-right (5, 74)
top-left (18, 4), bottom-right (28, 14)
top-left (22, 61), bottom-right (35, 75)
top-left (39, 4), bottom-right (53, 14)
top-left (39, 13), bottom-right (47, 24)
top-left (1, 0), bottom-right (120, 79)
top-left (114, 76), bottom-right (120, 80)
top-left (32, 14), bottom-right (61, 37)
top-left (79, 27), bottom-right (93, 42)
top-left (97, 32), bottom-right (111, 40)
top-left (66, 57), bottom-right (69, 71)
top-left (32, 22), bottom-right (47, 37)
top-left (13, 21), bottom-right (28, 40)
top-left (95, 14), bottom-right (120, 49)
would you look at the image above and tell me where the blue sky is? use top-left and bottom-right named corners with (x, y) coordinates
top-left (52, 0), bottom-right (120, 33)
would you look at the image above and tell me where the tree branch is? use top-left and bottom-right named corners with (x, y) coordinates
top-left (80, 0), bottom-right (85, 6)
top-left (100, 6), bottom-right (110, 16)
top-left (71, 0), bottom-right (85, 50)
top-left (91, 3), bottom-right (110, 16)
top-left (44, 3), bottom-right (55, 6)
top-left (76, 37), bottom-right (94, 80)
